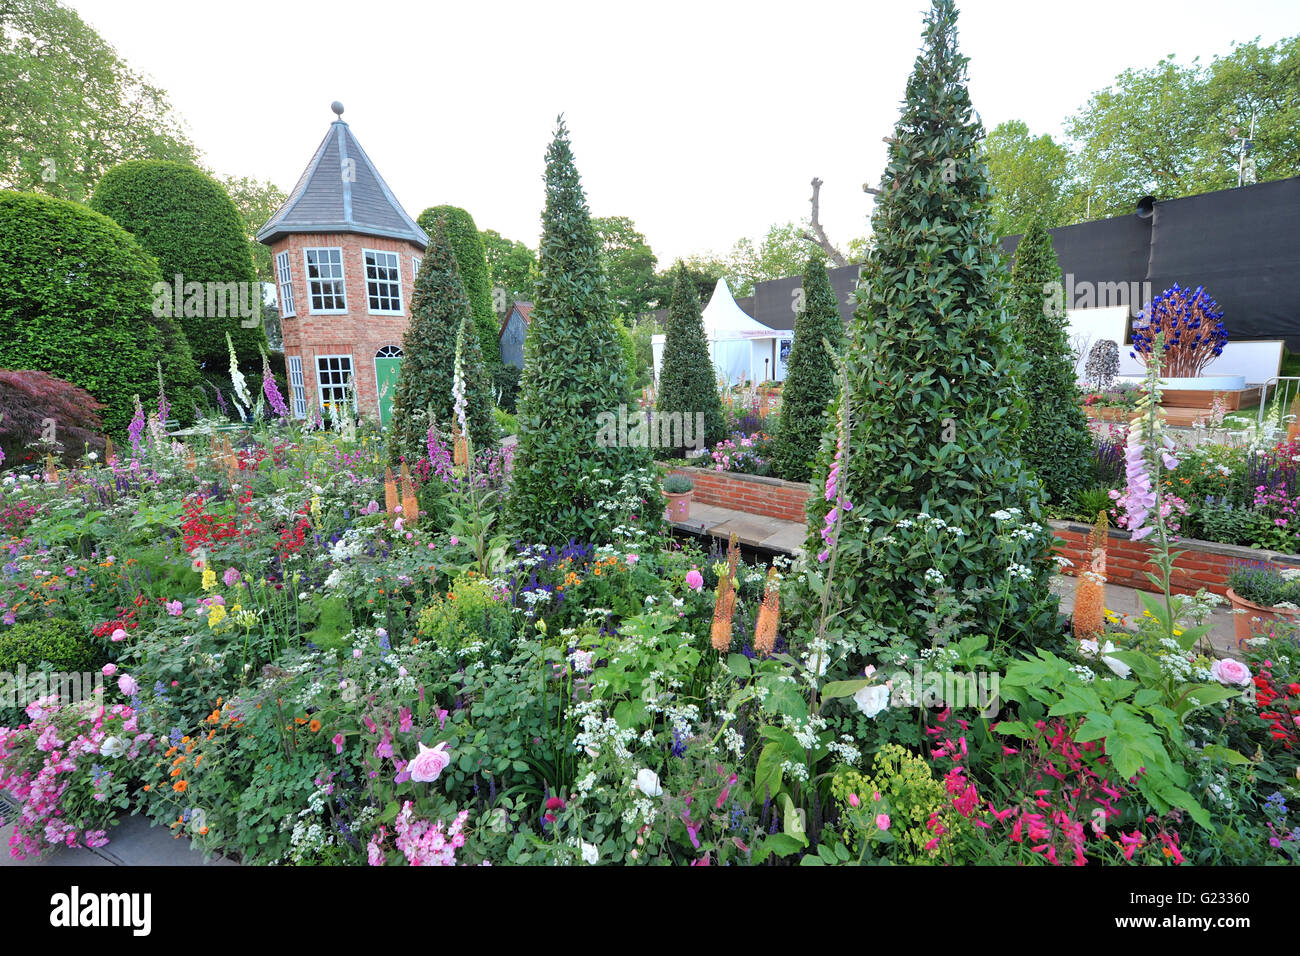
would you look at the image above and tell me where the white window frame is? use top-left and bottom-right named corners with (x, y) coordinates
top-left (363, 248), bottom-right (403, 315)
top-left (286, 355), bottom-right (307, 419)
top-left (304, 247), bottom-right (347, 314)
top-left (275, 251), bottom-right (296, 318)
top-left (315, 353), bottom-right (356, 413)
top-left (412, 256), bottom-right (422, 282)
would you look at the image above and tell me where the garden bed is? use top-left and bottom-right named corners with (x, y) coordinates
top-left (1051, 519), bottom-right (1300, 596)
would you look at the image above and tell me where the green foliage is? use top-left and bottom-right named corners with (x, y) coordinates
top-left (0, 0), bottom-right (198, 203)
top-left (417, 206), bottom-right (501, 368)
top-left (0, 618), bottom-right (101, 673)
top-left (506, 117), bottom-right (659, 545)
top-left (0, 190), bottom-right (188, 434)
top-left (218, 174), bottom-right (288, 283)
top-left (479, 228), bottom-right (537, 306)
top-left (984, 120), bottom-right (1082, 237)
top-left (612, 314), bottom-right (640, 393)
top-left (772, 251), bottom-right (844, 482)
top-left (804, 0), bottom-right (1056, 650)
top-left (89, 160), bottom-right (265, 378)
top-left (662, 473), bottom-right (694, 494)
top-left (1009, 218), bottom-right (1095, 504)
top-left (417, 573), bottom-right (515, 653)
top-left (594, 215), bottom-right (658, 316)
top-left (656, 262), bottom-right (726, 456)
top-left (388, 217), bottom-right (496, 462)
top-left (831, 745), bottom-right (956, 862)
top-left (725, 221), bottom-right (811, 298)
top-left (491, 363), bottom-right (521, 414)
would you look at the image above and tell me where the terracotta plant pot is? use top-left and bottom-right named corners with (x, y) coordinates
top-left (664, 491), bottom-right (693, 522)
top-left (1226, 587), bottom-right (1300, 647)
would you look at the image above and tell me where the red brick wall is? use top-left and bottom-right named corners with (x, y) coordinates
top-left (270, 232), bottom-right (426, 420)
top-left (669, 466), bottom-right (810, 523)
top-left (1051, 521), bottom-right (1300, 596)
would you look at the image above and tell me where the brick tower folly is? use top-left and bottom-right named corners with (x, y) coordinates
top-left (257, 102), bottom-right (428, 425)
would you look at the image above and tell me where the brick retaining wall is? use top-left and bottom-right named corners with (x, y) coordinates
top-left (669, 466), bottom-right (810, 524)
top-left (666, 466), bottom-right (1300, 594)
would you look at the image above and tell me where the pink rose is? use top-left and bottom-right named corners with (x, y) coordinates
top-left (110, 628), bottom-right (127, 643)
top-left (117, 675), bottom-right (139, 697)
top-left (876, 813), bottom-right (891, 831)
top-left (1210, 658), bottom-right (1252, 687)
top-left (848, 793), bottom-right (860, 807)
top-left (685, 569), bottom-right (704, 591)
top-left (408, 741), bottom-right (451, 783)
top-left (101, 663), bottom-right (117, 677)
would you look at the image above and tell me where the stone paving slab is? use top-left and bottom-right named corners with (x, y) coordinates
top-left (0, 814), bottom-right (236, 867)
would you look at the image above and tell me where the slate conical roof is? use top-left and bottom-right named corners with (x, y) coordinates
top-left (257, 119), bottom-right (429, 247)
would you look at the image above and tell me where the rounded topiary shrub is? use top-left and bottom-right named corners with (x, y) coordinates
top-left (0, 618), bottom-right (102, 673)
top-left (0, 190), bottom-right (186, 435)
top-left (89, 160), bottom-right (266, 376)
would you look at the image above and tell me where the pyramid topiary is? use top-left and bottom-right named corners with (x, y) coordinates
top-left (656, 261), bottom-right (725, 456)
top-left (771, 251), bottom-right (844, 482)
top-left (802, 0), bottom-right (1058, 652)
top-left (1009, 217), bottom-right (1095, 505)
top-left (506, 117), bottom-right (659, 544)
top-left (388, 217), bottom-right (495, 463)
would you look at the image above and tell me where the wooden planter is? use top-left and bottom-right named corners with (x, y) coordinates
top-left (1082, 405), bottom-right (1136, 423)
top-left (664, 491), bottom-right (693, 522)
top-left (1226, 587), bottom-right (1300, 646)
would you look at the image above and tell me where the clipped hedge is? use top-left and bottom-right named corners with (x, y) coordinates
top-left (0, 190), bottom-right (187, 435)
top-left (89, 160), bottom-right (266, 372)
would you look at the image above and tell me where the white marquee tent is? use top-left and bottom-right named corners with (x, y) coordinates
top-left (652, 279), bottom-right (784, 386)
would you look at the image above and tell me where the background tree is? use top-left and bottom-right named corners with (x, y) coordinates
top-left (771, 251), bottom-right (844, 482)
top-left (388, 217), bottom-right (495, 463)
top-left (593, 215), bottom-right (658, 316)
top-left (725, 221), bottom-right (811, 297)
top-left (657, 261), bottom-right (726, 456)
top-left (804, 0), bottom-right (1057, 651)
top-left (480, 228), bottom-right (537, 306)
top-left (0, 370), bottom-right (104, 466)
top-left (0, 0), bottom-right (198, 202)
top-left (219, 174), bottom-right (289, 283)
top-left (0, 190), bottom-right (185, 434)
top-left (984, 120), bottom-right (1082, 237)
top-left (507, 117), bottom-right (658, 544)
top-left (417, 206), bottom-right (501, 368)
top-left (89, 160), bottom-right (267, 380)
top-left (647, 256), bottom-right (727, 313)
top-left (1009, 217), bottom-right (1095, 505)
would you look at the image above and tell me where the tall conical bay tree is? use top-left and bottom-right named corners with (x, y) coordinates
top-left (388, 217), bottom-right (495, 463)
top-left (1010, 217), bottom-right (1095, 505)
top-left (656, 261), bottom-right (725, 457)
top-left (772, 250), bottom-right (844, 482)
top-left (507, 117), bottom-right (660, 544)
top-left (803, 0), bottom-right (1058, 651)
top-left (416, 205), bottom-right (502, 369)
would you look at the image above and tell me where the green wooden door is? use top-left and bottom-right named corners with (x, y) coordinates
top-left (375, 350), bottom-right (403, 426)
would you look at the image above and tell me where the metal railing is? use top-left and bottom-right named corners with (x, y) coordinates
top-left (1258, 376), bottom-right (1300, 431)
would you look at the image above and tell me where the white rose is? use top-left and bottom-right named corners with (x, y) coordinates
top-left (1100, 642), bottom-right (1131, 678)
top-left (635, 768), bottom-right (662, 797)
top-left (581, 841), bottom-right (599, 865)
top-left (99, 735), bottom-right (126, 758)
top-left (853, 684), bottom-right (891, 718)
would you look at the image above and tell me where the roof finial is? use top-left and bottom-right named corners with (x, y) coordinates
top-left (331, 101), bottom-right (345, 120)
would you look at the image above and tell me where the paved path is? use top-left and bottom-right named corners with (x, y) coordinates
top-left (0, 813), bottom-right (236, 867)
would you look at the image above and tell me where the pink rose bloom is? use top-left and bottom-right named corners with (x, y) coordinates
top-left (101, 663), bottom-right (117, 677)
top-left (449, 536), bottom-right (459, 546)
top-left (110, 628), bottom-right (127, 643)
top-left (876, 813), bottom-right (891, 830)
top-left (1210, 658), bottom-right (1252, 686)
top-left (165, 600), bottom-right (183, 616)
top-left (408, 741), bottom-right (452, 783)
top-left (223, 567), bottom-right (241, 588)
top-left (848, 793), bottom-right (860, 808)
top-left (685, 569), bottom-right (704, 591)
top-left (117, 675), bottom-right (139, 697)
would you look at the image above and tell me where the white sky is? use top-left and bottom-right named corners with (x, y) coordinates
top-left (67, 0), bottom-right (1300, 265)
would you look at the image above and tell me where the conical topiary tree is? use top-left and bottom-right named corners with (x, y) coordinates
top-left (416, 205), bottom-right (502, 369)
top-left (506, 117), bottom-right (659, 544)
top-left (772, 251), bottom-right (844, 482)
top-left (804, 0), bottom-right (1057, 651)
top-left (656, 261), bottom-right (725, 457)
top-left (1010, 216), bottom-right (1095, 505)
top-left (388, 217), bottom-right (495, 463)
